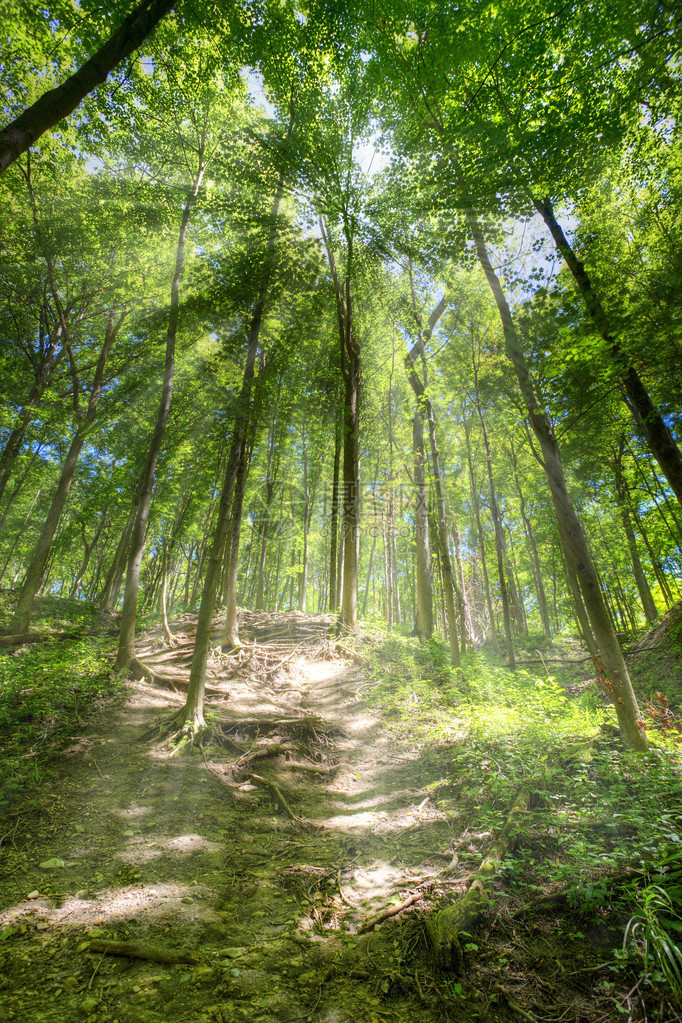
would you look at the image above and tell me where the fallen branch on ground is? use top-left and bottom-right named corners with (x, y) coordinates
top-left (427, 783), bottom-right (532, 971)
top-left (358, 891), bottom-right (424, 933)
top-left (87, 940), bottom-right (200, 965)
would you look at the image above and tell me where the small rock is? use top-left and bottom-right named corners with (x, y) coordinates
top-left (181, 897), bottom-right (193, 905)
top-left (27, 891), bottom-right (41, 900)
top-left (39, 858), bottom-right (64, 870)
top-left (218, 948), bottom-right (244, 959)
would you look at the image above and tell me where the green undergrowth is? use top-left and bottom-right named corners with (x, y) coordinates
top-left (0, 594), bottom-right (124, 804)
top-left (357, 630), bottom-right (682, 1008)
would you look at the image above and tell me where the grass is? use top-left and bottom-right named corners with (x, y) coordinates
top-left (354, 626), bottom-right (682, 1015)
top-left (0, 593), bottom-right (125, 803)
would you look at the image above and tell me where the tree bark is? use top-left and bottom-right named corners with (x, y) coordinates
top-left (0, 0), bottom-right (175, 174)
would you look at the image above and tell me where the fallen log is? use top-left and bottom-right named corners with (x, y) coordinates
top-left (427, 783), bottom-right (532, 971)
top-left (87, 939), bottom-right (200, 965)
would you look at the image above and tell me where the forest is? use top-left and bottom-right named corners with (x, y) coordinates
top-left (0, 0), bottom-right (681, 1021)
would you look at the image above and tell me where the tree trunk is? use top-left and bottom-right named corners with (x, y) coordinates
top-left (533, 196), bottom-right (682, 505)
top-left (0, 435), bottom-right (46, 532)
top-left (178, 336), bottom-right (260, 730)
top-left (464, 418), bottom-right (497, 646)
top-left (70, 513), bottom-right (107, 599)
top-left (632, 504), bottom-right (674, 607)
top-left (0, 0), bottom-right (175, 174)
top-left (100, 503), bottom-right (136, 610)
top-left (464, 201), bottom-right (646, 749)
top-left (10, 312), bottom-right (123, 633)
top-left (298, 431), bottom-right (310, 612)
top-left (510, 441), bottom-right (552, 638)
top-left (451, 520), bottom-right (472, 652)
top-left (473, 372), bottom-right (515, 668)
top-left (0, 487), bottom-right (41, 583)
top-left (320, 216), bottom-right (361, 630)
top-left (329, 411), bottom-right (341, 612)
top-left (221, 429), bottom-right (255, 649)
top-left (116, 157), bottom-right (205, 669)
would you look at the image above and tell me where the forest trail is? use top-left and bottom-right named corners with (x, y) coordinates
top-left (0, 612), bottom-right (464, 1023)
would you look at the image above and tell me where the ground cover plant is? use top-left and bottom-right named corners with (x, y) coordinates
top-left (0, 594), bottom-right (126, 802)
top-left (358, 628), bottom-right (682, 1020)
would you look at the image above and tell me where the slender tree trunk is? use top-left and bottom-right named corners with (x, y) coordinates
top-left (10, 312), bottom-right (123, 633)
top-left (614, 469), bottom-right (658, 623)
top-left (533, 196), bottom-right (682, 504)
top-left (299, 433), bottom-right (310, 612)
top-left (159, 541), bottom-right (175, 644)
top-left (0, 487), bottom-right (41, 583)
top-left (464, 418), bottom-right (497, 646)
top-left (0, 437), bottom-right (45, 536)
top-left (320, 216), bottom-right (361, 630)
top-left (178, 335), bottom-right (260, 730)
top-left (362, 524), bottom-right (378, 619)
top-left (0, 0), bottom-right (175, 174)
top-left (117, 157), bottom-right (205, 669)
top-left (425, 400), bottom-right (461, 666)
top-left (473, 371), bottom-right (515, 668)
top-left (464, 201), bottom-right (646, 749)
top-left (329, 410), bottom-right (341, 612)
top-left (100, 503), bottom-right (136, 610)
top-left (451, 520), bottom-right (472, 652)
top-left (632, 504), bottom-right (674, 606)
top-left (70, 514), bottom-right (107, 598)
top-left (222, 429), bottom-right (255, 649)
top-left (510, 441), bottom-right (552, 638)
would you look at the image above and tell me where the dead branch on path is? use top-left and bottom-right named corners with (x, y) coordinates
top-left (86, 940), bottom-right (200, 965)
top-left (358, 891), bottom-right (425, 933)
top-left (248, 772), bottom-right (301, 823)
top-left (427, 783), bottom-right (532, 970)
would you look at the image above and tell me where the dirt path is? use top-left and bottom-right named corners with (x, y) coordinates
top-left (0, 613), bottom-right (465, 1023)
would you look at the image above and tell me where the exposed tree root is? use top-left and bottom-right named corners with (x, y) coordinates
top-left (248, 772), bottom-right (301, 823)
top-left (139, 710), bottom-right (209, 752)
top-left (218, 714), bottom-right (334, 735)
top-left (87, 939), bottom-right (200, 965)
top-left (358, 891), bottom-right (425, 933)
top-left (426, 783), bottom-right (532, 971)
top-left (129, 657), bottom-right (226, 697)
